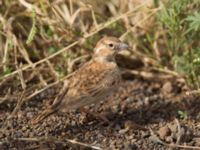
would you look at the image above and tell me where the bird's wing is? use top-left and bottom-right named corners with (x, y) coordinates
top-left (64, 60), bottom-right (120, 109)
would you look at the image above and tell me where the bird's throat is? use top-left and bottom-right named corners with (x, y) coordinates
top-left (94, 55), bottom-right (115, 63)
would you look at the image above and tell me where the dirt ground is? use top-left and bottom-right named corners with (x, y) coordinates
top-left (0, 76), bottom-right (200, 150)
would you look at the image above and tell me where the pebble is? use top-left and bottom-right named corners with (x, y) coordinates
top-left (119, 128), bottom-right (129, 134)
top-left (26, 112), bottom-right (34, 118)
top-left (21, 126), bottom-right (27, 131)
top-left (165, 136), bottom-right (173, 143)
top-left (141, 130), bottom-right (150, 138)
top-left (158, 125), bottom-right (170, 140)
top-left (115, 124), bottom-right (121, 130)
top-left (162, 82), bottom-right (173, 94)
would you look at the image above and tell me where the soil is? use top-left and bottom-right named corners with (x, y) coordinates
top-left (0, 76), bottom-right (200, 150)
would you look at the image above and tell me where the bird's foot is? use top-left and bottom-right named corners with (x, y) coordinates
top-left (80, 107), bottom-right (109, 125)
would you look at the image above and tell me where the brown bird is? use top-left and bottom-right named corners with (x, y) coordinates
top-left (33, 36), bottom-right (129, 124)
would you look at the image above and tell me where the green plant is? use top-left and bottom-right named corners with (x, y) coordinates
top-left (178, 110), bottom-right (188, 120)
top-left (3, 66), bottom-right (12, 75)
top-left (157, 0), bottom-right (200, 88)
top-left (26, 9), bottom-right (37, 45)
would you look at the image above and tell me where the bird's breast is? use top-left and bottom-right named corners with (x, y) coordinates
top-left (60, 60), bottom-right (121, 110)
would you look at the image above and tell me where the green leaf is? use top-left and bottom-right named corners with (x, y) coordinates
top-left (178, 110), bottom-right (188, 120)
top-left (26, 9), bottom-right (37, 45)
top-left (185, 11), bottom-right (200, 32)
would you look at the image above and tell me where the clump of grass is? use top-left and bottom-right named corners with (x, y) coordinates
top-left (156, 0), bottom-right (200, 88)
top-left (26, 9), bottom-right (37, 45)
top-left (178, 110), bottom-right (188, 120)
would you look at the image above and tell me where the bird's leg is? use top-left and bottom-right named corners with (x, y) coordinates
top-left (80, 107), bottom-right (109, 124)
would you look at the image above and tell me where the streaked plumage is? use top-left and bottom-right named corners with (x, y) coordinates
top-left (33, 36), bottom-right (129, 124)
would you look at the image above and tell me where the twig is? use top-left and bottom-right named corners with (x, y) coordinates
top-left (8, 90), bottom-right (25, 119)
top-left (89, 4), bottom-right (98, 29)
top-left (12, 137), bottom-right (102, 150)
top-left (120, 7), bottom-right (161, 40)
top-left (175, 118), bottom-right (182, 145)
top-left (149, 128), bottom-right (200, 150)
top-left (45, 60), bottom-right (59, 80)
top-left (123, 69), bottom-right (175, 80)
top-left (23, 54), bottom-right (89, 102)
top-left (0, 88), bottom-right (12, 104)
top-left (1, 40), bottom-right (79, 80)
top-left (186, 89), bottom-right (200, 96)
top-left (152, 67), bottom-right (180, 77)
top-left (24, 72), bottom-right (74, 101)
top-left (2, 36), bottom-right (9, 72)
top-left (19, 0), bottom-right (42, 15)
top-left (8, 64), bottom-right (26, 119)
top-left (67, 54), bottom-right (90, 73)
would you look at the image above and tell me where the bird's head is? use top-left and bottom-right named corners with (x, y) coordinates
top-left (94, 36), bottom-right (129, 62)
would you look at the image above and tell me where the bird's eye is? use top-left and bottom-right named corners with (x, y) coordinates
top-left (108, 43), bottom-right (114, 48)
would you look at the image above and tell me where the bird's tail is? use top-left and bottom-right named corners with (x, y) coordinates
top-left (31, 106), bottom-right (58, 124)
top-left (31, 86), bottom-right (69, 124)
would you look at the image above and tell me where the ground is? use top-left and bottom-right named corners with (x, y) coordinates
top-left (0, 76), bottom-right (200, 150)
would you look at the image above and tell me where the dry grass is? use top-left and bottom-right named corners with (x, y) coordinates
top-left (0, 0), bottom-right (160, 103)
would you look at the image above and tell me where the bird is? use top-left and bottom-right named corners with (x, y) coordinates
top-left (32, 36), bottom-right (129, 124)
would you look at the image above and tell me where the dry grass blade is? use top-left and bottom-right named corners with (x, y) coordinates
top-left (8, 64), bottom-right (26, 119)
top-left (24, 70), bottom-right (74, 101)
top-left (2, 37), bottom-right (9, 71)
top-left (23, 54), bottom-right (89, 102)
top-left (1, 1), bottom-right (148, 81)
top-left (0, 88), bottom-right (11, 104)
top-left (186, 89), bottom-right (200, 95)
top-left (123, 69), bottom-right (176, 80)
top-left (120, 6), bottom-right (161, 40)
top-left (11, 137), bottom-right (102, 150)
top-left (1, 40), bottom-right (79, 79)
top-left (149, 128), bottom-right (200, 150)
top-left (8, 90), bottom-right (25, 119)
top-left (175, 118), bottom-right (182, 145)
top-left (19, 0), bottom-right (42, 14)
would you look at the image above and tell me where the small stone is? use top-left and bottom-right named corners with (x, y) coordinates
top-left (119, 128), bottom-right (129, 134)
top-left (115, 124), bottom-right (121, 130)
top-left (141, 131), bottom-right (150, 138)
top-left (131, 138), bottom-right (137, 143)
top-left (124, 120), bottom-right (146, 130)
top-left (162, 82), bottom-right (173, 94)
top-left (15, 131), bottom-right (22, 138)
top-left (144, 97), bottom-right (149, 105)
top-left (158, 125), bottom-right (170, 140)
top-left (26, 112), bottom-right (34, 118)
top-left (124, 142), bottom-right (137, 150)
top-left (124, 120), bottom-right (133, 129)
top-left (71, 120), bottom-right (76, 126)
top-left (21, 126), bottom-right (27, 131)
top-left (165, 136), bottom-right (173, 143)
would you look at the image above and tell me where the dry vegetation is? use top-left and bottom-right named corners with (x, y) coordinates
top-left (1, 0), bottom-right (200, 149)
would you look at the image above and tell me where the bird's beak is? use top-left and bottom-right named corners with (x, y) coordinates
top-left (118, 42), bottom-right (130, 51)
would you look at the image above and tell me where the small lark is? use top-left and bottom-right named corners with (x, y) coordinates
top-left (33, 36), bottom-right (129, 123)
